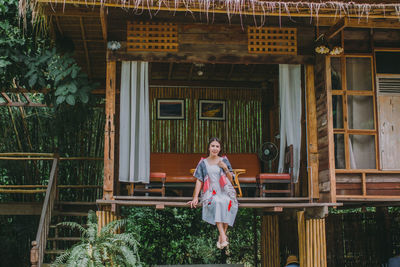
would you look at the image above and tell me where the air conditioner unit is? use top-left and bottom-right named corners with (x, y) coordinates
top-left (376, 74), bottom-right (400, 95)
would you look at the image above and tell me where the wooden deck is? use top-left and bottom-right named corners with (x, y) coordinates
top-left (97, 196), bottom-right (341, 209)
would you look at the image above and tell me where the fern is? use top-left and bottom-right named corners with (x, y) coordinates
top-left (52, 210), bottom-right (141, 267)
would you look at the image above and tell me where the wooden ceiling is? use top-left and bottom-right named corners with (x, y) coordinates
top-left (44, 3), bottom-right (400, 90)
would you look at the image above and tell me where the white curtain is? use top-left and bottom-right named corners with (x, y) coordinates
top-left (119, 61), bottom-right (150, 183)
top-left (278, 64), bottom-right (302, 183)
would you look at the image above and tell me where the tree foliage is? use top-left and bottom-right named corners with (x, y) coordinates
top-left (52, 211), bottom-right (142, 267)
top-left (0, 0), bottom-right (97, 106)
top-left (123, 207), bottom-right (260, 266)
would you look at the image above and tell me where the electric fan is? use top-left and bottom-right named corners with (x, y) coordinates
top-left (258, 142), bottom-right (279, 163)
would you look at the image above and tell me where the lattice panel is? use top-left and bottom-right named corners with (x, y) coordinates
top-left (127, 21), bottom-right (178, 52)
top-left (247, 27), bottom-right (297, 55)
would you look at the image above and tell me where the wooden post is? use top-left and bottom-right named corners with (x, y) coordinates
top-left (30, 241), bottom-right (38, 267)
top-left (261, 215), bottom-right (280, 267)
top-left (103, 61), bottom-right (116, 200)
top-left (96, 210), bottom-right (119, 234)
top-left (306, 64), bottom-right (320, 200)
top-left (297, 211), bottom-right (327, 267)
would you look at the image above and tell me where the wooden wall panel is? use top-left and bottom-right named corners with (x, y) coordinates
top-left (315, 55), bottom-right (333, 202)
top-left (150, 87), bottom-right (263, 153)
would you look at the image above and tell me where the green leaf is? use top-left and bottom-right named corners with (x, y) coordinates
top-left (56, 95), bottom-right (65, 105)
top-left (66, 95), bottom-right (75, 105)
top-left (79, 93), bottom-right (89, 104)
top-left (68, 82), bottom-right (78, 93)
top-left (71, 68), bottom-right (78, 79)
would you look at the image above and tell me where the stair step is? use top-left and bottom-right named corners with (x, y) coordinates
top-left (50, 224), bottom-right (87, 228)
top-left (44, 249), bottom-right (64, 254)
top-left (56, 201), bottom-right (96, 206)
top-left (53, 211), bottom-right (89, 216)
top-left (48, 237), bottom-right (81, 241)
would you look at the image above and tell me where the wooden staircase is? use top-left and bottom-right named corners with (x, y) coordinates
top-left (43, 202), bottom-right (97, 265)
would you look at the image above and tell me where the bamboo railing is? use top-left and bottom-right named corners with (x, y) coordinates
top-left (30, 157), bottom-right (59, 267)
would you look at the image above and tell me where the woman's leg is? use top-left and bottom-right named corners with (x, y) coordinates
top-left (216, 222), bottom-right (227, 242)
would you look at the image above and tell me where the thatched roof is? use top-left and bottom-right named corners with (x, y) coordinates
top-left (24, 0), bottom-right (400, 20)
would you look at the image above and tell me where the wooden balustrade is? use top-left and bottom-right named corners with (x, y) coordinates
top-left (30, 157), bottom-right (59, 267)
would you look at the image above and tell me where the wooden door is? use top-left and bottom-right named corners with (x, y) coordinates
top-left (378, 95), bottom-right (400, 170)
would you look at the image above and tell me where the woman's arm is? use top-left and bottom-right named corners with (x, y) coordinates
top-left (218, 159), bottom-right (234, 185)
top-left (188, 179), bottom-right (203, 208)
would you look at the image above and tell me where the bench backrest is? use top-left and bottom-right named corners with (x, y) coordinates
top-left (150, 153), bottom-right (260, 178)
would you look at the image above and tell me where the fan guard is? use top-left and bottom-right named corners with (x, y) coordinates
top-left (258, 142), bottom-right (279, 163)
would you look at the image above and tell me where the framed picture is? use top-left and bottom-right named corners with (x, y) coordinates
top-left (157, 99), bottom-right (185, 120)
top-left (199, 100), bottom-right (226, 120)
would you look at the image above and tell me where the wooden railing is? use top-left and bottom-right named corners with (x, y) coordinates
top-left (30, 156), bottom-right (59, 267)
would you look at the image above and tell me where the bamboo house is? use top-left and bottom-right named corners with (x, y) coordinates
top-left (3, 0), bottom-right (400, 266)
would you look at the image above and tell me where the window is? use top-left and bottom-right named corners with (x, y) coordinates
top-left (331, 56), bottom-right (377, 169)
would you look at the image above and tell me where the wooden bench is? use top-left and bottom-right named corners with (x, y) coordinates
top-left (127, 150), bottom-right (293, 197)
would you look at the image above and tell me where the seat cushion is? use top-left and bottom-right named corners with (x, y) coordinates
top-left (256, 173), bottom-right (290, 180)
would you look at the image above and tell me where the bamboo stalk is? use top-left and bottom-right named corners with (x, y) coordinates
top-left (0, 189), bottom-right (46, 193)
top-left (0, 157), bottom-right (55, 160)
top-left (0, 152), bottom-right (54, 156)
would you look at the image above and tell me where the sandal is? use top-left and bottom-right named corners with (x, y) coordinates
top-left (220, 240), bottom-right (229, 249)
top-left (216, 241), bottom-right (222, 249)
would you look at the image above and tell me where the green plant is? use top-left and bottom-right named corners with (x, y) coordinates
top-left (52, 211), bottom-right (142, 267)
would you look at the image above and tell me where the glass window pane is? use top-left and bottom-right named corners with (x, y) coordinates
top-left (332, 95), bottom-right (343, 128)
top-left (334, 134), bottom-right (345, 169)
top-left (347, 96), bottom-right (375, 129)
top-left (331, 57), bottom-right (342, 90)
top-left (349, 135), bottom-right (376, 169)
top-left (346, 58), bottom-right (372, 91)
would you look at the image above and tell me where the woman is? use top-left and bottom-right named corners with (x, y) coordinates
top-left (188, 137), bottom-right (238, 249)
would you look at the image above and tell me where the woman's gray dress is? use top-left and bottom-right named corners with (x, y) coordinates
top-left (194, 157), bottom-right (238, 226)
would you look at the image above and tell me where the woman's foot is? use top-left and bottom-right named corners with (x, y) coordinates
top-left (220, 236), bottom-right (229, 249)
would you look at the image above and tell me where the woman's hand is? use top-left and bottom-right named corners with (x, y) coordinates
top-left (218, 160), bottom-right (229, 173)
top-left (188, 196), bottom-right (199, 208)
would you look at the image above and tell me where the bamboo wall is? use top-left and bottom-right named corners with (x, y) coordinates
top-left (150, 87), bottom-right (263, 154)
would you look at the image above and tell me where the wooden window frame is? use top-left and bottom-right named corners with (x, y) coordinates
top-left (330, 54), bottom-right (379, 171)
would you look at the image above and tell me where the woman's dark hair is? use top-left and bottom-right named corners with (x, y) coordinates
top-left (207, 137), bottom-right (223, 156)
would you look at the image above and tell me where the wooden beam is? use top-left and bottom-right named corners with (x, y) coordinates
top-left (325, 56), bottom-right (337, 204)
top-left (100, 7), bottom-right (107, 42)
top-left (0, 203), bottom-right (42, 215)
top-left (79, 17), bottom-right (92, 79)
top-left (226, 64), bottom-right (235, 80)
top-left (325, 17), bottom-right (346, 40)
top-left (187, 64), bottom-right (194, 81)
top-left (149, 79), bottom-right (262, 88)
top-left (317, 17), bottom-right (400, 29)
top-left (97, 199), bottom-right (340, 208)
top-left (306, 64), bottom-right (320, 200)
top-left (247, 64), bottom-right (256, 80)
top-left (103, 61), bottom-right (116, 200)
top-left (108, 50), bottom-right (315, 65)
top-left (167, 62), bottom-right (174, 80)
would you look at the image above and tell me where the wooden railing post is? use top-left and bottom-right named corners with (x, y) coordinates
top-left (103, 60), bottom-right (116, 200)
top-left (30, 241), bottom-right (39, 267)
top-left (306, 64), bottom-right (320, 200)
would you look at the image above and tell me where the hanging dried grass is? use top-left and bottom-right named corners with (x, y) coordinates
top-left (19, 0), bottom-right (400, 27)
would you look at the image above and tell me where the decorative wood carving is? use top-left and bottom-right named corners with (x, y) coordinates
top-left (248, 27), bottom-right (297, 55)
top-left (127, 21), bottom-right (178, 52)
